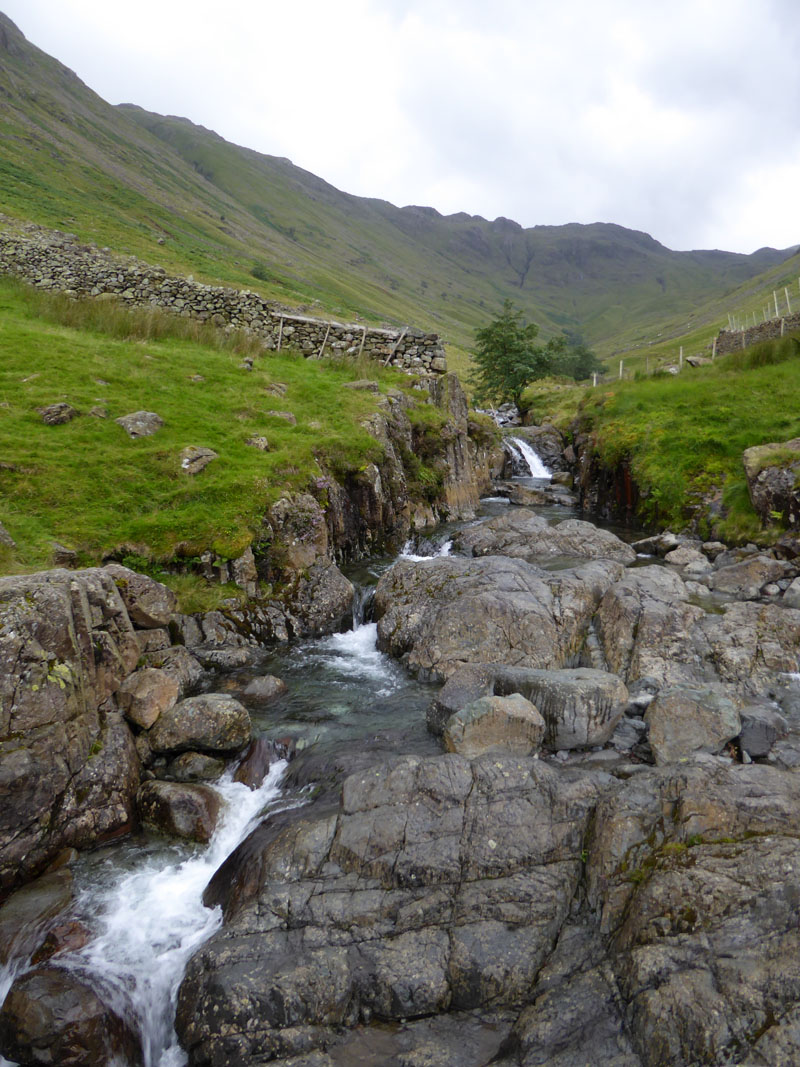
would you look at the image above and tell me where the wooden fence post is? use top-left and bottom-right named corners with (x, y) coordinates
top-left (785, 287), bottom-right (792, 316)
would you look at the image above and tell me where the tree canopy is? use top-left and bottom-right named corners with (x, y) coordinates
top-left (469, 301), bottom-right (604, 409)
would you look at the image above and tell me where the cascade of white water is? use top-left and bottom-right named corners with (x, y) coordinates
top-left (0, 764), bottom-right (287, 1067)
top-left (507, 436), bottom-right (551, 479)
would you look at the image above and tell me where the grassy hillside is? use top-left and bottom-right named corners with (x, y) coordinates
top-left (0, 277), bottom-right (403, 582)
top-left (0, 11), bottom-right (795, 370)
top-left (563, 332), bottom-right (800, 540)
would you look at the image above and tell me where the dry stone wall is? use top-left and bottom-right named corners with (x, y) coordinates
top-left (0, 219), bottom-right (447, 375)
top-left (714, 312), bottom-right (800, 357)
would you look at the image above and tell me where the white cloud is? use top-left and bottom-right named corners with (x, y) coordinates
top-left (3, 0), bottom-right (800, 252)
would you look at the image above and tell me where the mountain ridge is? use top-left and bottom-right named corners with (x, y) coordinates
top-left (0, 9), bottom-right (797, 361)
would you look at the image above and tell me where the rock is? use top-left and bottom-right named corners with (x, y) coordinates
top-left (428, 664), bottom-right (496, 735)
top-left (141, 645), bottom-right (205, 696)
top-left (234, 737), bottom-right (279, 789)
top-left (645, 684), bottom-right (741, 764)
top-left (88, 405), bottom-right (107, 418)
top-left (135, 627), bottom-right (171, 653)
top-left (0, 965), bottom-right (143, 1066)
top-left (663, 543), bottom-right (707, 568)
top-left (0, 568), bottom-right (141, 892)
top-left (595, 566), bottom-right (706, 686)
top-left (137, 780), bottom-right (221, 842)
top-left (176, 754), bottom-right (605, 1063)
top-left (455, 508), bottom-right (636, 564)
top-left (513, 424), bottom-right (566, 471)
top-left (586, 763), bottom-right (800, 1064)
top-left (784, 576), bottom-right (800, 609)
top-left (630, 531), bottom-right (681, 556)
top-left (180, 445), bottom-right (218, 475)
top-left (265, 382), bottom-right (288, 397)
top-left (230, 546), bottom-right (258, 596)
top-left (115, 409), bottom-right (163, 437)
top-left (0, 868), bottom-right (73, 967)
top-left (743, 437), bottom-right (800, 526)
top-left (265, 409), bottom-right (297, 425)
top-left (0, 521), bottom-right (15, 548)
top-left (708, 554), bottom-right (793, 599)
top-left (116, 667), bottom-right (179, 729)
top-left (51, 542), bottom-right (77, 567)
top-left (166, 751), bottom-right (226, 782)
top-left (147, 693), bottom-right (251, 755)
top-left (242, 674), bottom-right (288, 702)
top-left (506, 484), bottom-right (549, 506)
top-left (375, 555), bottom-right (624, 683)
top-left (739, 703), bottom-right (788, 758)
top-left (38, 402), bottom-right (78, 425)
top-left (246, 434), bottom-right (270, 451)
top-left (268, 493), bottom-right (329, 571)
top-left (103, 563), bottom-right (177, 628)
top-left (495, 666), bottom-right (629, 750)
top-left (286, 559), bottom-right (355, 637)
top-left (29, 920), bottom-right (91, 965)
top-left (443, 693), bottom-right (545, 758)
top-left (342, 379), bottom-right (380, 392)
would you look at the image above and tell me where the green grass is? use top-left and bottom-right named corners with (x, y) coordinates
top-left (0, 278), bottom-right (408, 573)
top-left (574, 331), bottom-right (800, 538)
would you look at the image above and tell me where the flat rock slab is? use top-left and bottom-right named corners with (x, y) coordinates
top-left (455, 509), bottom-right (636, 565)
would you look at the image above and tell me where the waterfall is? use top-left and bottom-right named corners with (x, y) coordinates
top-left (505, 436), bottom-right (551, 479)
top-left (0, 764), bottom-right (287, 1067)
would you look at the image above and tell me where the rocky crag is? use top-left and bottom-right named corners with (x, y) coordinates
top-left (3, 486), bottom-right (800, 1063)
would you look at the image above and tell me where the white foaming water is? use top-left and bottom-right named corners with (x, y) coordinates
top-left (309, 622), bottom-right (400, 694)
top-left (400, 538), bottom-right (453, 562)
top-left (60, 762), bottom-right (287, 1067)
top-left (508, 436), bottom-right (551, 479)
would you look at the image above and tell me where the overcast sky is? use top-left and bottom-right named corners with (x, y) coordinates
top-left (4, 0), bottom-right (800, 253)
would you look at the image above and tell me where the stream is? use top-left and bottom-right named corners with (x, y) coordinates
top-left (0, 446), bottom-right (596, 1066)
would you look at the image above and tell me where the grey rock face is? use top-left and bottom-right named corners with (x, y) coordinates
top-left (645, 683), bottom-right (741, 764)
top-left (103, 563), bottom-right (177, 628)
top-left (175, 754), bottom-right (604, 1065)
top-left (375, 555), bottom-right (624, 683)
top-left (455, 508), bottom-right (636, 564)
top-left (146, 693), bottom-right (251, 755)
top-left (0, 568), bottom-right (141, 892)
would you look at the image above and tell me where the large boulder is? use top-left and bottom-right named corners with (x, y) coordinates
top-left (708, 554), bottom-right (793, 600)
top-left (137, 780), bottom-right (221, 843)
top-left (103, 564), bottom-right (177, 628)
top-left (454, 509), bottom-right (636, 565)
top-left (175, 754), bottom-right (605, 1064)
top-left (116, 667), bottom-right (179, 729)
top-left (443, 693), bottom-right (545, 758)
top-left (0, 568), bottom-right (141, 892)
top-left (644, 683), bottom-right (741, 764)
top-left (374, 555), bottom-right (624, 683)
top-left (146, 693), bottom-right (251, 755)
top-left (0, 965), bottom-right (143, 1066)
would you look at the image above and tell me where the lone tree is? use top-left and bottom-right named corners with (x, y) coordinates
top-left (470, 300), bottom-right (565, 410)
top-left (470, 303), bottom-right (605, 409)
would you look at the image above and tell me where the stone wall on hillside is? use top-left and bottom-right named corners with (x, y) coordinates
top-left (714, 312), bottom-right (800, 357)
top-left (0, 221), bottom-right (447, 376)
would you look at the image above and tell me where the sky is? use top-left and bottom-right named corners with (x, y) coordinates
top-left (4, 0), bottom-right (800, 254)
